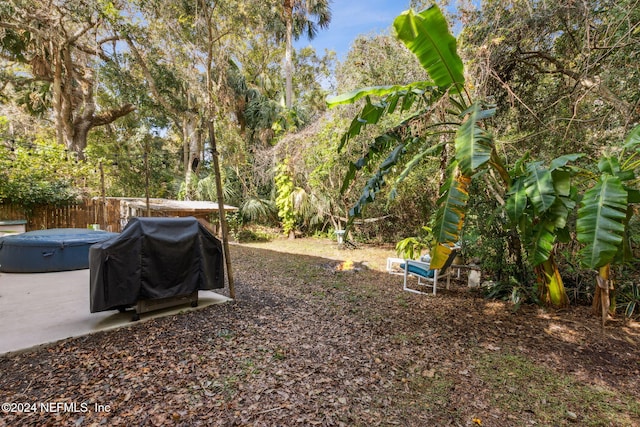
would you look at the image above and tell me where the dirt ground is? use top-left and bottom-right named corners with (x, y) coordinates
top-left (0, 238), bottom-right (639, 426)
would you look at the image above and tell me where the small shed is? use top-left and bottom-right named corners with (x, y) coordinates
top-left (92, 197), bottom-right (238, 233)
top-left (119, 198), bottom-right (238, 233)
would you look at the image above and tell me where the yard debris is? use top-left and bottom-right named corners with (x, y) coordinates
top-left (0, 239), bottom-right (637, 426)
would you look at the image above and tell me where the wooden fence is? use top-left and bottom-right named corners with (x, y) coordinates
top-left (0, 198), bottom-right (124, 232)
top-left (0, 197), bottom-right (227, 233)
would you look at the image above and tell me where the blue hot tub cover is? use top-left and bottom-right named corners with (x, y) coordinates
top-left (0, 228), bottom-right (119, 273)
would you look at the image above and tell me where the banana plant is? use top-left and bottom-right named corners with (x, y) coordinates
top-left (327, 5), bottom-right (508, 269)
top-left (327, 6), bottom-right (468, 219)
top-left (395, 226), bottom-right (434, 260)
top-left (505, 154), bottom-right (583, 308)
top-left (577, 125), bottom-right (640, 325)
top-left (429, 102), bottom-right (509, 267)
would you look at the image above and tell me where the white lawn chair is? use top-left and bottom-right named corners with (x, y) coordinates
top-left (401, 247), bottom-right (460, 295)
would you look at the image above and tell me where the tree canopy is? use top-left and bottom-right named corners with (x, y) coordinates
top-left (1, 0), bottom-right (639, 317)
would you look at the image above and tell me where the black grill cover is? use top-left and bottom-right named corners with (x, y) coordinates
top-left (89, 216), bottom-right (224, 313)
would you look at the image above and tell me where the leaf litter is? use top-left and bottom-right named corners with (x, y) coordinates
top-left (0, 238), bottom-right (638, 426)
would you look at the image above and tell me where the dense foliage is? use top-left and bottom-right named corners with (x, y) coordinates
top-left (1, 0), bottom-right (638, 316)
top-left (0, 117), bottom-right (94, 208)
top-left (329, 4), bottom-right (639, 319)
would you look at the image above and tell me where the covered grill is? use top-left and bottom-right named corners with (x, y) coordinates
top-left (89, 217), bottom-right (224, 318)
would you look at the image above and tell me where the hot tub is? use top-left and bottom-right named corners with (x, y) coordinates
top-left (0, 228), bottom-right (118, 273)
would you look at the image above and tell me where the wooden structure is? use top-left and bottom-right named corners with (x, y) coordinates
top-left (0, 197), bottom-right (238, 233)
top-left (114, 198), bottom-right (238, 234)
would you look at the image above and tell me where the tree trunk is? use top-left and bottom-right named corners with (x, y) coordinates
top-left (50, 42), bottom-right (134, 159)
top-left (72, 121), bottom-right (91, 160)
top-left (593, 264), bottom-right (614, 328)
top-left (52, 42), bottom-right (65, 147)
top-left (183, 117), bottom-right (189, 171)
top-left (284, 0), bottom-right (294, 109)
top-left (536, 255), bottom-right (569, 308)
top-left (208, 119), bottom-right (235, 299)
top-left (183, 114), bottom-right (201, 200)
top-left (506, 227), bottom-right (526, 284)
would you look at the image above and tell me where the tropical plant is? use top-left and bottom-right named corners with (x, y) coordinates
top-left (241, 197), bottom-right (278, 224)
top-left (281, 0), bottom-right (331, 109)
top-left (328, 5), bottom-right (507, 270)
top-left (505, 154), bottom-right (582, 307)
top-left (328, 5), bottom-right (591, 308)
top-left (195, 174), bottom-right (240, 205)
top-left (275, 159), bottom-right (297, 237)
top-left (577, 124), bottom-right (640, 325)
top-left (395, 226), bottom-right (434, 260)
top-left (619, 282), bottom-right (640, 324)
top-left (482, 276), bottom-right (533, 312)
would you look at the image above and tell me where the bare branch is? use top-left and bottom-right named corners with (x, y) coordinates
top-left (489, 69), bottom-right (545, 125)
top-left (90, 103), bottom-right (136, 127)
top-left (74, 43), bottom-right (110, 62)
top-left (518, 50), bottom-right (634, 119)
top-left (0, 21), bottom-right (50, 41)
top-left (67, 19), bottom-right (98, 46)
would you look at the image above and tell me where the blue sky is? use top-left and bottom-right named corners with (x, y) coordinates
top-left (294, 1), bottom-right (413, 61)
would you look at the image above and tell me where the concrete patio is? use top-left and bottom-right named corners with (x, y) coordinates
top-left (0, 269), bottom-right (230, 356)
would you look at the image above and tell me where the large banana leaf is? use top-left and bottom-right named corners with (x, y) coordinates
top-left (598, 156), bottom-right (635, 181)
top-left (326, 81), bottom-right (434, 107)
top-left (548, 196), bottom-right (575, 230)
top-left (336, 97), bottom-right (387, 151)
top-left (344, 140), bottom-right (405, 219)
top-left (523, 162), bottom-right (556, 214)
top-left (454, 103), bottom-right (496, 175)
top-left (549, 153), bottom-right (583, 171)
top-left (551, 169), bottom-right (571, 197)
top-left (348, 168), bottom-right (388, 218)
top-left (577, 175), bottom-right (628, 269)
top-left (340, 133), bottom-right (400, 193)
top-left (431, 161), bottom-right (470, 268)
top-left (338, 103), bottom-right (439, 194)
top-left (431, 243), bottom-right (453, 271)
top-left (527, 220), bottom-right (556, 266)
top-left (393, 6), bottom-right (464, 92)
top-left (333, 87), bottom-right (436, 151)
top-left (344, 131), bottom-right (444, 221)
top-left (623, 123), bottom-right (640, 150)
top-left (505, 177), bottom-right (527, 224)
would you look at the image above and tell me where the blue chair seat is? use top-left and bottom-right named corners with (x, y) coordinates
top-left (400, 263), bottom-right (435, 278)
top-left (401, 246), bottom-right (460, 295)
